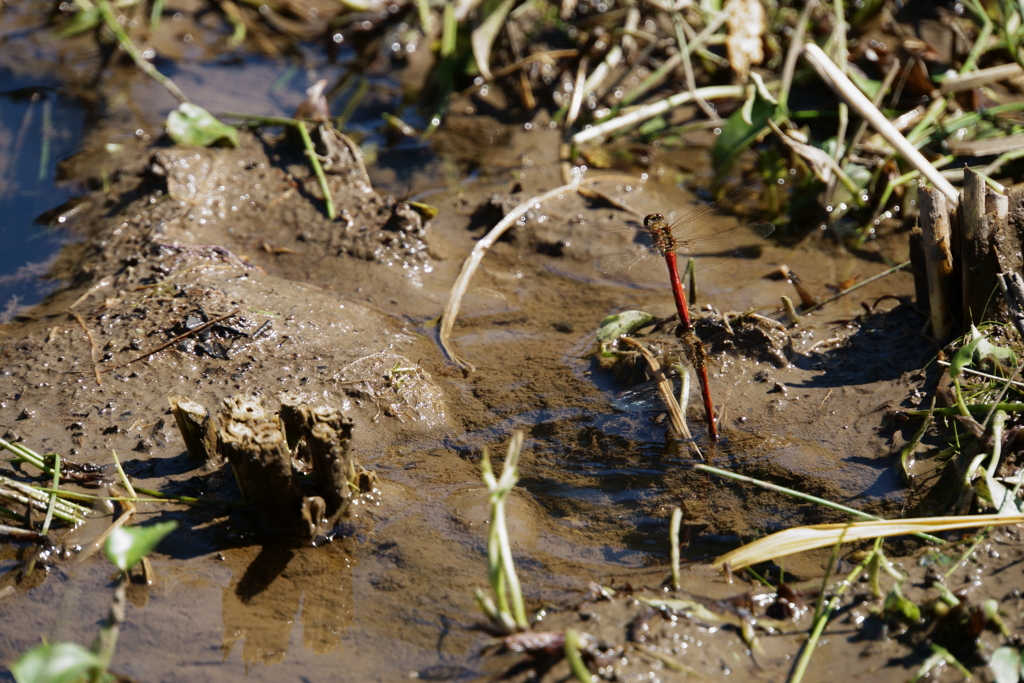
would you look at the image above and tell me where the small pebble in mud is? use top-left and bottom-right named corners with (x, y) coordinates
top-left (16, 409), bottom-right (32, 420)
top-left (753, 369), bottom-right (771, 382)
top-left (553, 321), bottom-right (574, 333)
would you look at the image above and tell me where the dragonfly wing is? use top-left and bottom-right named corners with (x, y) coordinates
top-left (595, 250), bottom-right (668, 282)
top-left (674, 221), bottom-right (775, 270)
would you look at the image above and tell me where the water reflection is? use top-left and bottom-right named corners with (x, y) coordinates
top-left (0, 78), bottom-right (84, 319)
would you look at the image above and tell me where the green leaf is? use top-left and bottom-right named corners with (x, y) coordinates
top-left (975, 335), bottom-right (1016, 367)
top-left (11, 642), bottom-right (100, 683)
top-left (883, 584), bottom-right (920, 624)
top-left (58, 7), bottom-right (101, 37)
top-left (949, 327), bottom-right (985, 378)
top-left (104, 521), bottom-right (177, 572)
top-left (950, 326), bottom-right (1017, 378)
top-left (977, 470), bottom-right (1024, 515)
top-left (990, 647), bottom-right (1021, 683)
top-left (711, 79), bottom-right (778, 183)
top-left (166, 104), bottom-right (240, 148)
top-left (596, 310), bottom-right (656, 342)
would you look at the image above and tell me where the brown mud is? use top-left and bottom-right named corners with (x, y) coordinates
top-left (2, 8), bottom-right (1024, 683)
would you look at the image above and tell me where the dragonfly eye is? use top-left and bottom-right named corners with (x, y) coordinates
top-left (643, 213), bottom-right (665, 229)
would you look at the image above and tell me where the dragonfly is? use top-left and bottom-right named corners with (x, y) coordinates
top-left (597, 207), bottom-right (775, 441)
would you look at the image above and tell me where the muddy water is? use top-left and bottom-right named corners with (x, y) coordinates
top-left (1, 10), bottom-right (1022, 683)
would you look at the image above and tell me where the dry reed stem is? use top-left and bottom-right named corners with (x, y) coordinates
top-left (919, 187), bottom-right (954, 339)
top-left (802, 43), bottom-right (959, 202)
top-left (713, 513), bottom-right (1024, 570)
top-left (439, 184), bottom-right (578, 369)
top-left (620, 337), bottom-right (702, 459)
top-left (75, 507), bottom-right (136, 566)
top-left (572, 85), bottom-right (745, 145)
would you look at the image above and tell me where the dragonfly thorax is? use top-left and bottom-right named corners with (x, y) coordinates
top-left (643, 212), bottom-right (676, 257)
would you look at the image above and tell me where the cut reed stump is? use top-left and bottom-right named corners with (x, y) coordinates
top-left (278, 391), bottom-right (358, 516)
top-left (168, 395), bottom-right (218, 464)
top-left (192, 393), bottom-right (368, 540)
top-left (912, 168), bottom-right (1024, 340)
top-left (216, 396), bottom-right (305, 533)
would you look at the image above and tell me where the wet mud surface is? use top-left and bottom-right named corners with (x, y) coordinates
top-left (2, 8), bottom-right (1024, 682)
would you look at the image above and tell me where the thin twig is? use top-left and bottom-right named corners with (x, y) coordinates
top-left (76, 508), bottom-right (135, 566)
top-left (472, 49), bottom-right (580, 90)
top-left (439, 185), bottom-right (578, 369)
top-left (66, 309), bottom-right (102, 386)
top-left (799, 261), bottom-right (910, 315)
top-left (936, 360), bottom-right (1024, 388)
top-left (104, 309), bottom-right (238, 371)
top-left (802, 43), bottom-right (958, 202)
top-left (694, 463), bottom-right (943, 544)
top-left (673, 12), bottom-right (718, 120)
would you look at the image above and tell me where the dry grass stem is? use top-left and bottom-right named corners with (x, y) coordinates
top-left (439, 184), bottom-right (578, 369)
top-left (713, 513), bottom-right (1024, 570)
top-left (572, 85), bottom-right (746, 145)
top-left (940, 62), bottom-right (1024, 93)
top-left (620, 337), bottom-right (702, 459)
top-left (802, 43), bottom-right (958, 202)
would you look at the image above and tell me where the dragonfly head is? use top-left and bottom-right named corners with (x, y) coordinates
top-left (643, 213), bottom-right (665, 229)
